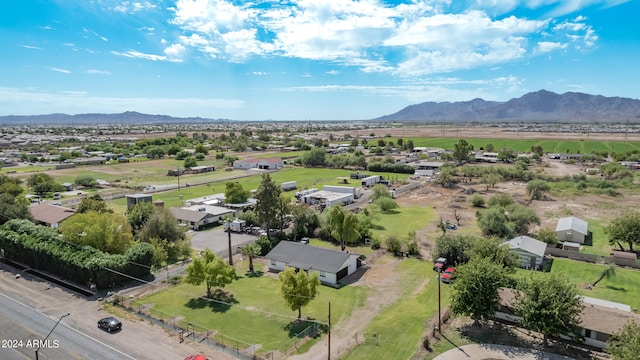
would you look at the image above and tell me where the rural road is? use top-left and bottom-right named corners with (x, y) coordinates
top-left (0, 261), bottom-right (235, 360)
top-left (0, 291), bottom-right (133, 360)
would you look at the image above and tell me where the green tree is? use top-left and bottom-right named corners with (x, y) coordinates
top-left (290, 205), bottom-right (320, 240)
top-left (74, 175), bottom-right (97, 188)
top-left (515, 273), bottom-right (583, 347)
top-left (469, 193), bottom-right (485, 208)
top-left (301, 147), bottom-right (326, 167)
top-left (137, 207), bottom-right (186, 248)
top-left (526, 180), bottom-right (550, 201)
top-left (327, 205), bottom-right (361, 251)
top-left (608, 320), bottom-right (640, 360)
top-left (450, 257), bottom-right (507, 324)
top-left (432, 234), bottom-right (473, 265)
top-left (127, 201), bottom-right (155, 231)
top-left (254, 173), bottom-right (282, 234)
top-left (0, 193), bottom-right (32, 225)
top-left (374, 197), bottom-right (399, 213)
top-left (225, 182), bottom-right (250, 204)
top-left (240, 243), bottom-right (261, 273)
top-left (76, 194), bottom-right (113, 213)
top-left (370, 184), bottom-right (391, 201)
top-left (59, 211), bottom-right (134, 254)
top-left (194, 143), bottom-right (209, 155)
top-left (27, 172), bottom-right (61, 197)
top-left (536, 227), bottom-right (558, 245)
top-left (453, 138), bottom-right (473, 163)
top-left (592, 264), bottom-right (616, 287)
top-left (145, 145), bottom-right (166, 159)
top-left (605, 209), bottom-right (640, 252)
top-left (481, 173), bottom-right (501, 191)
top-left (467, 236), bottom-right (519, 271)
top-left (183, 249), bottom-right (236, 298)
top-left (279, 267), bottom-right (320, 319)
top-left (183, 156), bottom-right (197, 168)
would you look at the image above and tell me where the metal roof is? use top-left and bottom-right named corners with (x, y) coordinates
top-left (265, 241), bottom-right (353, 273)
top-left (504, 236), bottom-right (547, 257)
top-left (555, 216), bottom-right (588, 235)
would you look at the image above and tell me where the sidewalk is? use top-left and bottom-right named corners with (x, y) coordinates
top-left (433, 344), bottom-right (575, 360)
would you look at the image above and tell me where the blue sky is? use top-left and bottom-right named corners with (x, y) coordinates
top-left (1, 0), bottom-right (638, 121)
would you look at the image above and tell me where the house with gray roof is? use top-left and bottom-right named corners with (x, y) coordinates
top-left (503, 235), bottom-right (547, 270)
top-left (555, 216), bottom-right (589, 244)
top-left (169, 207), bottom-right (219, 231)
top-left (265, 241), bottom-right (362, 287)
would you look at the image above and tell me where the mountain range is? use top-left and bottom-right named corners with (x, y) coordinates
top-left (375, 90), bottom-right (640, 123)
top-left (1, 90), bottom-right (639, 125)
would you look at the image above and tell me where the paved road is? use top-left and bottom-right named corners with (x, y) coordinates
top-left (0, 292), bottom-right (133, 360)
top-left (0, 262), bottom-right (235, 360)
top-left (189, 227), bottom-right (258, 255)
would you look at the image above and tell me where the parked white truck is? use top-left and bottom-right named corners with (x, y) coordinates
top-left (224, 219), bottom-right (246, 232)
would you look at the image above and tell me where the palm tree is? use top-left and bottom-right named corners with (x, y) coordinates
top-left (592, 264), bottom-right (616, 287)
top-left (240, 243), bottom-right (262, 273)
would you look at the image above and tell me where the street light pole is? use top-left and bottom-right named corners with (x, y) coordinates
top-left (36, 312), bottom-right (70, 360)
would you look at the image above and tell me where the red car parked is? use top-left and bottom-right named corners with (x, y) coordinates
top-left (441, 266), bottom-right (456, 283)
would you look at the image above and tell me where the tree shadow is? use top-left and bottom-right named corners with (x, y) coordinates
top-left (184, 289), bottom-right (238, 313)
top-left (245, 270), bottom-right (264, 278)
top-left (283, 318), bottom-right (327, 339)
top-left (605, 285), bottom-right (627, 292)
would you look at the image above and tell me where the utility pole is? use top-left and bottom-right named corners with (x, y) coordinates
top-left (327, 301), bottom-right (331, 360)
top-left (227, 227), bottom-right (233, 266)
top-left (437, 270), bottom-right (441, 333)
top-left (36, 313), bottom-right (70, 360)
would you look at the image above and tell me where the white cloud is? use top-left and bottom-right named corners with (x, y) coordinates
top-left (537, 41), bottom-right (568, 53)
top-left (164, 43), bottom-right (186, 61)
top-left (111, 50), bottom-right (182, 62)
top-left (326, 70), bottom-right (339, 75)
top-left (114, 1), bottom-right (157, 14)
top-left (50, 67), bottom-right (71, 74)
top-left (86, 69), bottom-right (112, 75)
top-left (22, 45), bottom-right (42, 50)
top-left (165, 0), bottom-right (604, 75)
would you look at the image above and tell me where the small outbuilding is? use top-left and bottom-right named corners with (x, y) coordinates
top-left (556, 216), bottom-right (589, 244)
top-left (265, 241), bottom-right (362, 287)
top-left (503, 236), bottom-right (547, 270)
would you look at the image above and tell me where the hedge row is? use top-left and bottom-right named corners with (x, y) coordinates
top-left (0, 219), bottom-right (153, 289)
top-left (367, 162), bottom-right (416, 174)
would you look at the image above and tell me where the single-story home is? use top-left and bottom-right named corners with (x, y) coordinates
top-left (503, 236), bottom-right (547, 270)
top-left (169, 207), bottom-right (220, 231)
top-left (265, 241), bottom-right (362, 287)
top-left (556, 216), bottom-right (589, 244)
top-left (171, 205), bottom-right (236, 230)
top-left (233, 157), bottom-right (284, 170)
top-left (496, 287), bottom-right (640, 350)
top-left (29, 203), bottom-right (76, 228)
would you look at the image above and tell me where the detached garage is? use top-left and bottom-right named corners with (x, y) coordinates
top-left (556, 216), bottom-right (589, 244)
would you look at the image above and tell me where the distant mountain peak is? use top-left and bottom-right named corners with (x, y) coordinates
top-left (376, 90), bottom-right (640, 122)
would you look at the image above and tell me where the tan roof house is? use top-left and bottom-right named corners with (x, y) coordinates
top-left (29, 203), bottom-right (76, 228)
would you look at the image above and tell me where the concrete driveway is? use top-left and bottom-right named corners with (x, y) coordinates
top-left (433, 344), bottom-right (575, 360)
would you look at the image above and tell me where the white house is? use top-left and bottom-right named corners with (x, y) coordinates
top-left (496, 288), bottom-right (640, 350)
top-left (503, 236), bottom-right (547, 270)
top-left (265, 241), bottom-right (362, 287)
top-left (556, 216), bottom-right (589, 244)
top-left (233, 157), bottom-right (284, 170)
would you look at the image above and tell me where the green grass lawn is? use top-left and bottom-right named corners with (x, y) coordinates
top-left (370, 205), bottom-right (435, 241)
top-left (549, 258), bottom-right (640, 310)
top-left (399, 137), bottom-right (640, 154)
top-left (137, 260), bottom-right (369, 356)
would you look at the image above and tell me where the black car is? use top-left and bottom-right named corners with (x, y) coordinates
top-left (98, 317), bottom-right (122, 332)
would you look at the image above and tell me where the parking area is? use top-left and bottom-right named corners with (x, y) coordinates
top-left (188, 227), bottom-right (259, 256)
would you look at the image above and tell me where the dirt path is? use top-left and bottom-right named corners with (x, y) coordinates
top-left (288, 255), bottom-right (404, 360)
